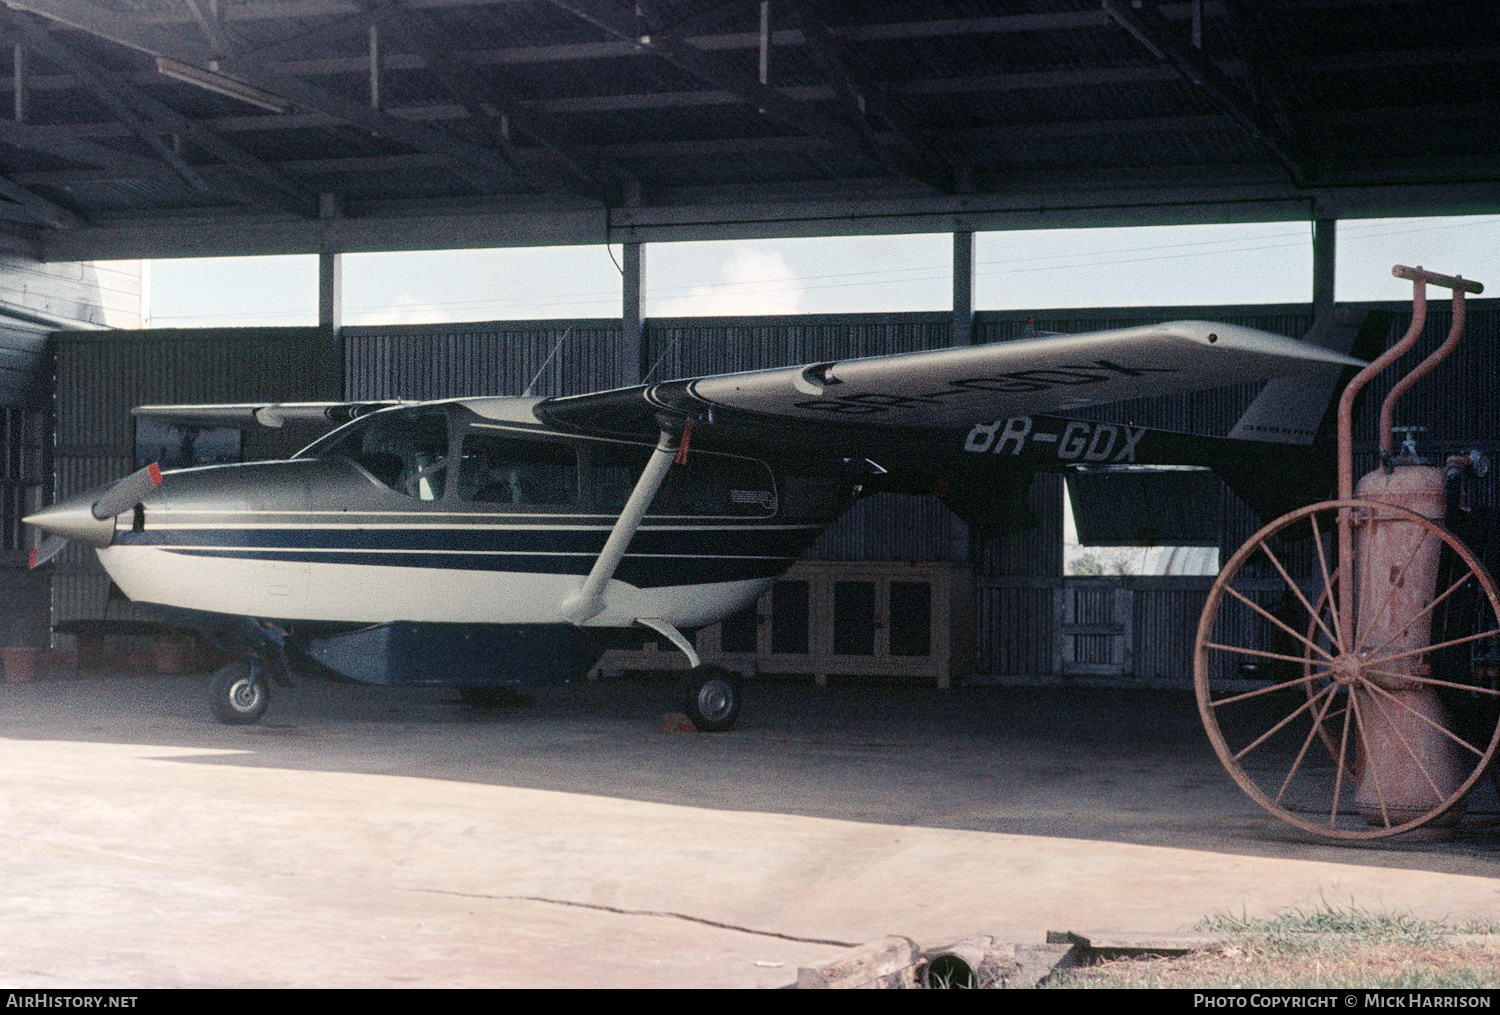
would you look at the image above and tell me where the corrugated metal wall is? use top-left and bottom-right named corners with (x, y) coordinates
top-left (344, 320), bottom-right (626, 400)
top-left (644, 312), bottom-right (952, 380)
top-left (6, 259), bottom-right (144, 645)
top-left (0, 320), bottom-right (53, 408)
top-left (47, 302), bottom-right (1500, 687)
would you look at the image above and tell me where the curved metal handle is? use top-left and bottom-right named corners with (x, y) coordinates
top-left (1393, 264), bottom-right (1484, 294)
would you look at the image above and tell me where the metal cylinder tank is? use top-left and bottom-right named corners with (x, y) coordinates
top-left (1351, 464), bottom-right (1466, 826)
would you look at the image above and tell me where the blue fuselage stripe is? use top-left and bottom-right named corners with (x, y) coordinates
top-left (112, 522), bottom-right (828, 586)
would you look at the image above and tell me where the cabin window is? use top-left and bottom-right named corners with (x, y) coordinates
top-left (319, 407), bottom-right (451, 501)
top-left (456, 432), bottom-right (578, 506)
top-left (589, 444), bottom-right (776, 517)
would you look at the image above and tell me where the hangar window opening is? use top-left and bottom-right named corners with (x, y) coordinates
top-left (1063, 469), bottom-right (1220, 577)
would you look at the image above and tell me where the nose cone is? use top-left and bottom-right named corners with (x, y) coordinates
top-left (24, 490), bottom-right (117, 547)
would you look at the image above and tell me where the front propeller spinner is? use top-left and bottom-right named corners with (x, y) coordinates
top-left (25, 462), bottom-right (162, 568)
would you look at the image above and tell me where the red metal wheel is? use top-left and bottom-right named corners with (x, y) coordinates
top-left (1195, 499), bottom-right (1500, 838)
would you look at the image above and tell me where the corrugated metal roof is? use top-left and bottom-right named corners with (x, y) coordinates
top-left (0, 1), bottom-right (1492, 259)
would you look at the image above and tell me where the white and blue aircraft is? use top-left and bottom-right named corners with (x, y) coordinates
top-left (24, 311), bottom-right (1379, 728)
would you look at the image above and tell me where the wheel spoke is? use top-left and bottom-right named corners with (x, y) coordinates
top-left (1349, 690), bottom-right (1393, 828)
top-left (1356, 523), bottom-right (1433, 651)
top-left (1275, 684), bottom-right (1340, 806)
top-left (1361, 678), bottom-right (1489, 759)
top-left (1363, 564), bottom-right (1484, 661)
top-left (1229, 687), bottom-right (1329, 763)
top-left (1365, 627), bottom-right (1500, 670)
top-left (1309, 513), bottom-right (1346, 649)
top-left (1362, 667), bottom-right (1500, 698)
top-left (1205, 639), bottom-right (1337, 672)
top-left (1207, 666), bottom-right (1333, 708)
top-left (1362, 686), bottom-right (1448, 801)
top-left (1223, 583), bottom-right (1336, 663)
top-left (1258, 537), bottom-right (1343, 654)
top-left (1330, 696), bottom-right (1355, 828)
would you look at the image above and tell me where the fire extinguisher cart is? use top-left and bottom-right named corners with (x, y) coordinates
top-left (1195, 265), bottom-right (1500, 839)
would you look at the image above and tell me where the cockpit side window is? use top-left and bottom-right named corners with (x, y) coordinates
top-left (317, 407), bottom-right (451, 501)
top-left (589, 444), bottom-right (776, 517)
top-left (456, 431), bottom-right (579, 507)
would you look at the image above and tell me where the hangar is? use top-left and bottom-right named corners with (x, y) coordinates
top-left (0, 0), bottom-right (1495, 693)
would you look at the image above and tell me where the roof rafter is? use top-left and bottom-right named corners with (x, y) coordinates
top-left (0, 117), bottom-right (170, 177)
top-left (0, 171), bottom-right (80, 228)
top-left (11, 14), bottom-right (318, 217)
top-left (781, 0), bottom-right (955, 193)
top-left (2, 0), bottom-right (214, 65)
top-left (7, 0), bottom-right (531, 199)
top-left (181, 0), bottom-right (233, 59)
top-left (1101, 0), bottom-right (1311, 187)
top-left (547, 0), bottom-right (938, 188)
top-left (374, 0), bottom-right (626, 203)
top-left (1222, 0), bottom-right (1318, 176)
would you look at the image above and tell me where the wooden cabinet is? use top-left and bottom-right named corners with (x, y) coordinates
top-left (593, 560), bottom-right (975, 687)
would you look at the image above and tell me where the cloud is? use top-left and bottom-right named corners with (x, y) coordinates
top-left (345, 292), bottom-right (457, 326)
top-left (652, 246), bottom-right (805, 317)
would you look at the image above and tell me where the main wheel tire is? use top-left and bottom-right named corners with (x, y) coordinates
top-left (678, 665), bottom-right (741, 732)
top-left (1196, 500), bottom-right (1500, 838)
top-left (210, 657), bottom-right (270, 726)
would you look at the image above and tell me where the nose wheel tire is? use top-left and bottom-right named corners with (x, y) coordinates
top-left (1195, 500), bottom-right (1500, 839)
top-left (210, 657), bottom-right (270, 726)
top-left (678, 665), bottom-right (741, 732)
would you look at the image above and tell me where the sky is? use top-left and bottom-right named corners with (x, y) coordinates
top-left (142, 214), bottom-right (1500, 329)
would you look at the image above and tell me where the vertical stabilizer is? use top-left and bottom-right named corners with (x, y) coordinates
top-left (1228, 306), bottom-right (1387, 445)
top-left (1215, 306), bottom-right (1390, 522)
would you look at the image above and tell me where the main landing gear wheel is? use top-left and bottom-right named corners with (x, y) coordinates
top-left (678, 665), bottom-right (741, 732)
top-left (1195, 500), bottom-right (1500, 839)
top-left (210, 657), bottom-right (270, 725)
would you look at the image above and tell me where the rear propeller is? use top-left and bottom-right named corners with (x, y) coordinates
top-left (27, 462), bottom-right (162, 568)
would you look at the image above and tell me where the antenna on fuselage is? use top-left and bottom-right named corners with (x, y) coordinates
top-left (522, 325), bottom-right (574, 398)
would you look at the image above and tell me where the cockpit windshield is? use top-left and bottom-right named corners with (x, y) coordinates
top-left (303, 407), bottom-right (450, 501)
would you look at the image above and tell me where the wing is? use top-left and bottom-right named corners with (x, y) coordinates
top-left (540, 320), bottom-right (1365, 456)
top-left (133, 401), bottom-right (409, 429)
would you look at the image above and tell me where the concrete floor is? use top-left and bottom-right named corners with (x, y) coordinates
top-left (2, 670), bottom-right (1499, 988)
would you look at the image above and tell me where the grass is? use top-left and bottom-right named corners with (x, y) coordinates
top-left (1049, 903), bottom-right (1500, 989)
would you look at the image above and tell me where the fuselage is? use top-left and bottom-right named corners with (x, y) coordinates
top-left (93, 398), bottom-right (853, 629)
